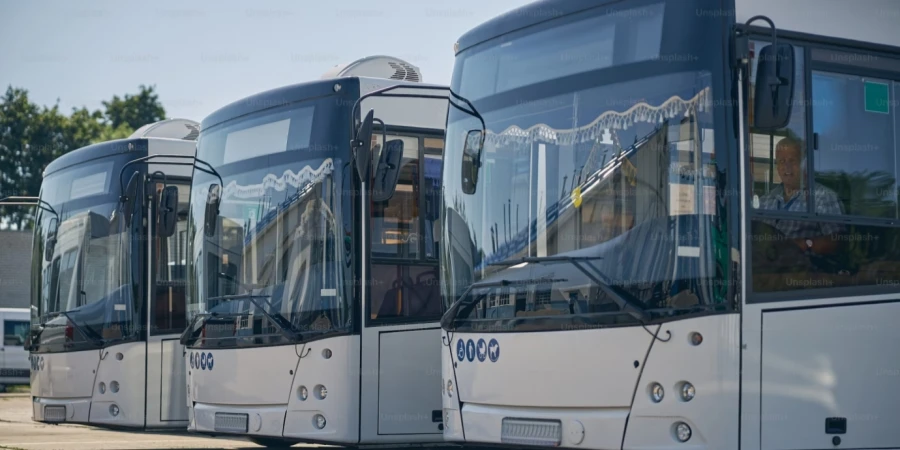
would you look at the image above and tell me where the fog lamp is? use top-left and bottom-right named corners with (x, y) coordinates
top-left (109, 404), bottom-right (119, 417)
top-left (313, 414), bottom-right (326, 429)
top-left (675, 422), bottom-right (691, 442)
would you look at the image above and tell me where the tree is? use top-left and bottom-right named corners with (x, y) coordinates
top-left (102, 84), bottom-right (166, 131)
top-left (0, 84), bottom-right (168, 230)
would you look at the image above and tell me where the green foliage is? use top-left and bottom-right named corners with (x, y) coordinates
top-left (102, 85), bottom-right (166, 131)
top-left (0, 84), bottom-right (166, 230)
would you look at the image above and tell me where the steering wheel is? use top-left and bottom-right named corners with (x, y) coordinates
top-left (751, 220), bottom-right (846, 275)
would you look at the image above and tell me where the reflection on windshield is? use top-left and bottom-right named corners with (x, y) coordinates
top-left (442, 71), bottom-right (729, 328)
top-left (188, 159), bottom-right (349, 345)
top-left (31, 160), bottom-right (137, 350)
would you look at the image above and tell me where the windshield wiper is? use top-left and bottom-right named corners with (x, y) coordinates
top-left (49, 311), bottom-right (105, 347)
top-left (193, 293), bottom-right (302, 343)
top-left (489, 255), bottom-right (649, 322)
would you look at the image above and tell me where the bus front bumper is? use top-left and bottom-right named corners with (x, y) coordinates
top-left (32, 397), bottom-right (92, 424)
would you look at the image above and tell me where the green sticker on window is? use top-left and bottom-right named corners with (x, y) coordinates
top-left (864, 81), bottom-right (890, 114)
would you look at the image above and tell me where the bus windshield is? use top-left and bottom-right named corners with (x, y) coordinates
top-left (441, 2), bottom-right (731, 332)
top-left (30, 158), bottom-right (138, 351)
top-left (186, 97), bottom-right (351, 348)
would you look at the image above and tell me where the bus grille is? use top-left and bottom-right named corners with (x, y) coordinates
top-left (501, 417), bottom-right (562, 447)
top-left (44, 405), bottom-right (66, 422)
top-left (214, 412), bottom-right (248, 433)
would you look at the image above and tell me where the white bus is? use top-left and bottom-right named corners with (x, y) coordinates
top-left (181, 56), bottom-right (452, 447)
top-left (4, 119), bottom-right (201, 429)
top-left (439, 0), bottom-right (900, 448)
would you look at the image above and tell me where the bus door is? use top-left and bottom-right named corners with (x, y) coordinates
top-left (145, 171), bottom-right (191, 427)
top-left (359, 130), bottom-right (446, 440)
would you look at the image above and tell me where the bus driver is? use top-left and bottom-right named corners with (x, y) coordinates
top-left (757, 136), bottom-right (844, 255)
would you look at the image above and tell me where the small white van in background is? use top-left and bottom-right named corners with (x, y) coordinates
top-left (0, 308), bottom-right (30, 392)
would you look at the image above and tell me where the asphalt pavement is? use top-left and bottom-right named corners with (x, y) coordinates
top-left (0, 394), bottom-right (297, 450)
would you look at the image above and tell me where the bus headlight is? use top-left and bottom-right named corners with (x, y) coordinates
top-left (298, 386), bottom-right (308, 401)
top-left (313, 414), bottom-right (326, 429)
top-left (681, 382), bottom-right (695, 401)
top-left (650, 383), bottom-right (664, 402)
top-left (675, 422), bottom-right (691, 442)
top-left (98, 382), bottom-right (106, 394)
top-left (315, 385), bottom-right (327, 400)
top-left (110, 381), bottom-right (119, 393)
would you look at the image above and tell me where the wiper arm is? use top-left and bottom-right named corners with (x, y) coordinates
top-left (440, 276), bottom-right (569, 328)
top-left (488, 255), bottom-right (649, 323)
top-left (205, 294), bottom-right (301, 342)
top-left (179, 311), bottom-right (247, 346)
top-left (54, 311), bottom-right (105, 347)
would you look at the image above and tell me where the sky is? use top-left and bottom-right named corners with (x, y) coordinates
top-left (0, 0), bottom-right (526, 122)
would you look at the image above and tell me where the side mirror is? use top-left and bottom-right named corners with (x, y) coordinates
top-left (461, 130), bottom-right (484, 195)
top-left (352, 110), bottom-right (375, 182)
top-left (44, 217), bottom-right (58, 262)
top-left (159, 185), bottom-right (179, 238)
top-left (753, 43), bottom-right (795, 131)
top-left (203, 184), bottom-right (221, 238)
top-left (372, 139), bottom-right (405, 202)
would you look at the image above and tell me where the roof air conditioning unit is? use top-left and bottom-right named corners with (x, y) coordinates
top-left (320, 55), bottom-right (422, 83)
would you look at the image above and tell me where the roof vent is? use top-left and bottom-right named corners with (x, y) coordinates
top-left (128, 118), bottom-right (200, 141)
top-left (320, 55), bottom-right (422, 82)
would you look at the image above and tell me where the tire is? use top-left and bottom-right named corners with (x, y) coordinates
top-left (247, 436), bottom-right (294, 448)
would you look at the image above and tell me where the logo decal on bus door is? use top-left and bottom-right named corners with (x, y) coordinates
top-left (189, 352), bottom-right (195, 369)
top-left (476, 339), bottom-right (487, 362)
top-left (465, 339), bottom-right (476, 362)
top-left (200, 352), bottom-right (207, 370)
top-left (207, 352), bottom-right (214, 370)
top-left (456, 340), bottom-right (465, 361)
top-left (488, 339), bottom-right (500, 363)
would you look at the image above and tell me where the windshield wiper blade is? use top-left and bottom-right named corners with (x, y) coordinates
top-left (53, 311), bottom-right (105, 347)
top-left (205, 294), bottom-right (302, 342)
top-left (486, 255), bottom-right (648, 323)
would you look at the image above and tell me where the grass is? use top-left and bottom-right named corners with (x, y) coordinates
top-left (6, 385), bottom-right (29, 394)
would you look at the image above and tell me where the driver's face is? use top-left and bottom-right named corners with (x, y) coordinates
top-left (775, 144), bottom-right (803, 191)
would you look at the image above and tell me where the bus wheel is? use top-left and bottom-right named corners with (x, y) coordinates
top-left (247, 437), bottom-right (293, 448)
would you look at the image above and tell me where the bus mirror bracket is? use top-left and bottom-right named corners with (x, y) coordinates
top-left (372, 139), bottom-right (404, 202)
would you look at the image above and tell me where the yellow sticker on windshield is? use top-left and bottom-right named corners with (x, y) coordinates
top-left (571, 186), bottom-right (583, 208)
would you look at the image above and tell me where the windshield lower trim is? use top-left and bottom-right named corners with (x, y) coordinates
top-left (184, 328), bottom-right (352, 350)
top-left (441, 305), bottom-right (730, 334)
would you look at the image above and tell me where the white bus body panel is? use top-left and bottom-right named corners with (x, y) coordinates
top-left (622, 314), bottom-right (740, 450)
top-left (89, 341), bottom-right (146, 427)
top-left (449, 315), bottom-right (738, 449)
top-left (188, 337), bottom-right (362, 443)
top-left (735, 0), bottom-right (900, 48)
top-left (31, 348), bottom-right (99, 423)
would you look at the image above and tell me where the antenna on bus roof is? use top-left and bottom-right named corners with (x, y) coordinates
top-left (320, 55), bottom-right (422, 83)
top-left (128, 118), bottom-right (200, 141)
